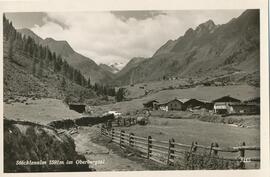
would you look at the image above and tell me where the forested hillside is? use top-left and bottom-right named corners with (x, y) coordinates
top-left (3, 15), bottom-right (117, 103)
top-left (18, 28), bottom-right (113, 84)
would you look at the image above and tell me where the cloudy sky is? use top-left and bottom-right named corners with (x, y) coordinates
top-left (6, 10), bottom-right (245, 66)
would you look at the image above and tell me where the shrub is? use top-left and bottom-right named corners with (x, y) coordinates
top-left (179, 152), bottom-right (239, 170)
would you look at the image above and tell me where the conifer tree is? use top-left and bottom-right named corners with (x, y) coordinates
top-left (116, 88), bottom-right (125, 102)
top-left (38, 59), bottom-right (44, 77)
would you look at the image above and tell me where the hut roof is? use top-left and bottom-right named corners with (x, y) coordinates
top-left (175, 98), bottom-right (190, 103)
top-left (143, 100), bottom-right (158, 104)
top-left (212, 95), bottom-right (241, 103)
top-left (244, 97), bottom-right (260, 104)
top-left (160, 98), bottom-right (189, 105)
top-left (184, 98), bottom-right (211, 104)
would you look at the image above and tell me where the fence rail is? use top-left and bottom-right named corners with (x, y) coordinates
top-left (101, 127), bottom-right (260, 169)
top-left (105, 117), bottom-right (138, 127)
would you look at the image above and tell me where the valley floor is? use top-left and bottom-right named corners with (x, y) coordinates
top-left (3, 98), bottom-right (149, 171)
top-left (90, 84), bottom-right (259, 115)
top-left (3, 96), bottom-right (260, 171)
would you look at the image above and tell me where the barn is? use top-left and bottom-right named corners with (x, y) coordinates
top-left (244, 97), bottom-right (260, 104)
top-left (69, 103), bottom-right (86, 113)
top-left (213, 95), bottom-right (241, 103)
top-left (228, 103), bottom-right (260, 114)
top-left (212, 96), bottom-right (241, 114)
top-left (184, 99), bottom-right (213, 110)
top-left (143, 100), bottom-right (159, 110)
top-left (166, 98), bottom-right (188, 111)
top-left (157, 103), bottom-right (169, 111)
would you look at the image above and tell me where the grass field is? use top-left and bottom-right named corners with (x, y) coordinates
top-left (3, 96), bottom-right (260, 169)
top-left (4, 98), bottom-right (82, 124)
top-left (123, 79), bottom-right (188, 99)
top-left (121, 117), bottom-right (260, 147)
top-left (123, 79), bottom-right (259, 100)
top-left (119, 117), bottom-right (260, 159)
top-left (91, 84), bottom-right (259, 115)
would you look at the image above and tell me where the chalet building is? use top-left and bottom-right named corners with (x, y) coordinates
top-left (156, 99), bottom-right (186, 112)
top-left (152, 95), bottom-right (259, 115)
top-left (69, 103), bottom-right (86, 113)
top-left (212, 96), bottom-right (241, 114)
top-left (244, 97), bottom-right (260, 104)
top-left (143, 100), bottom-right (159, 110)
top-left (158, 103), bottom-right (169, 111)
top-left (166, 98), bottom-right (188, 111)
top-left (184, 99), bottom-right (213, 110)
top-left (157, 98), bottom-right (211, 112)
top-left (228, 103), bottom-right (260, 114)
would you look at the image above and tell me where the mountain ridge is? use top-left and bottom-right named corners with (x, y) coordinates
top-left (114, 9), bottom-right (260, 86)
top-left (3, 16), bottom-right (97, 101)
top-left (17, 28), bottom-right (112, 83)
top-left (99, 63), bottom-right (120, 74)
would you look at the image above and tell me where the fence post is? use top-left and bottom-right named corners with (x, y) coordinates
top-left (193, 142), bottom-right (198, 152)
top-left (111, 128), bottom-right (115, 141)
top-left (130, 117), bottom-right (133, 125)
top-left (129, 133), bottom-right (132, 146)
top-left (117, 118), bottom-right (120, 126)
top-left (213, 142), bottom-right (219, 156)
top-left (189, 142), bottom-right (194, 155)
top-left (123, 119), bottom-right (126, 126)
top-left (167, 139), bottom-right (172, 165)
top-left (108, 120), bottom-right (112, 129)
top-left (130, 133), bottom-right (134, 147)
top-left (171, 138), bottom-right (175, 161)
top-left (239, 142), bottom-right (246, 169)
top-left (209, 143), bottom-right (214, 155)
top-left (171, 138), bottom-right (175, 165)
top-left (189, 142), bottom-right (194, 170)
top-left (147, 136), bottom-right (152, 159)
top-left (100, 125), bottom-right (104, 135)
top-left (120, 130), bottom-right (124, 148)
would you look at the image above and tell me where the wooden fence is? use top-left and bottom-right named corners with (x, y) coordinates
top-left (105, 117), bottom-right (138, 127)
top-left (101, 127), bottom-right (260, 169)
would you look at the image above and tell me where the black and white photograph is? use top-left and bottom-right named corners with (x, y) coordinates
top-left (0, 0), bottom-right (269, 175)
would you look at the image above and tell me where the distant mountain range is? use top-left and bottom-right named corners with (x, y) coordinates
top-left (115, 57), bottom-right (147, 83)
top-left (99, 63), bottom-right (120, 74)
top-left (113, 10), bottom-right (260, 86)
top-left (17, 9), bottom-right (260, 87)
top-left (18, 28), bottom-right (113, 84)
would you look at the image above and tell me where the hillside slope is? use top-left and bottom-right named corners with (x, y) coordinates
top-left (115, 57), bottom-right (147, 84)
top-left (99, 63), bottom-right (120, 74)
top-left (3, 16), bottom-right (96, 102)
top-left (114, 10), bottom-right (260, 86)
top-left (4, 119), bottom-right (91, 172)
top-left (18, 28), bottom-right (113, 83)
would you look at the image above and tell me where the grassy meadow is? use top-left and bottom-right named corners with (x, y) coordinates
top-left (91, 84), bottom-right (259, 115)
top-left (119, 117), bottom-right (260, 160)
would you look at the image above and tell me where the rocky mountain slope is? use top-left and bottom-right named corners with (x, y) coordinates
top-left (18, 28), bottom-right (112, 83)
top-left (114, 10), bottom-right (260, 86)
top-left (99, 63), bottom-right (120, 74)
top-left (115, 57), bottom-right (147, 84)
top-left (110, 62), bottom-right (126, 70)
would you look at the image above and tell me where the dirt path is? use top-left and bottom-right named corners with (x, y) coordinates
top-left (71, 126), bottom-right (145, 171)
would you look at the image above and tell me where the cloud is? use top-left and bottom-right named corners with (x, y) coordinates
top-left (31, 10), bottom-right (245, 65)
